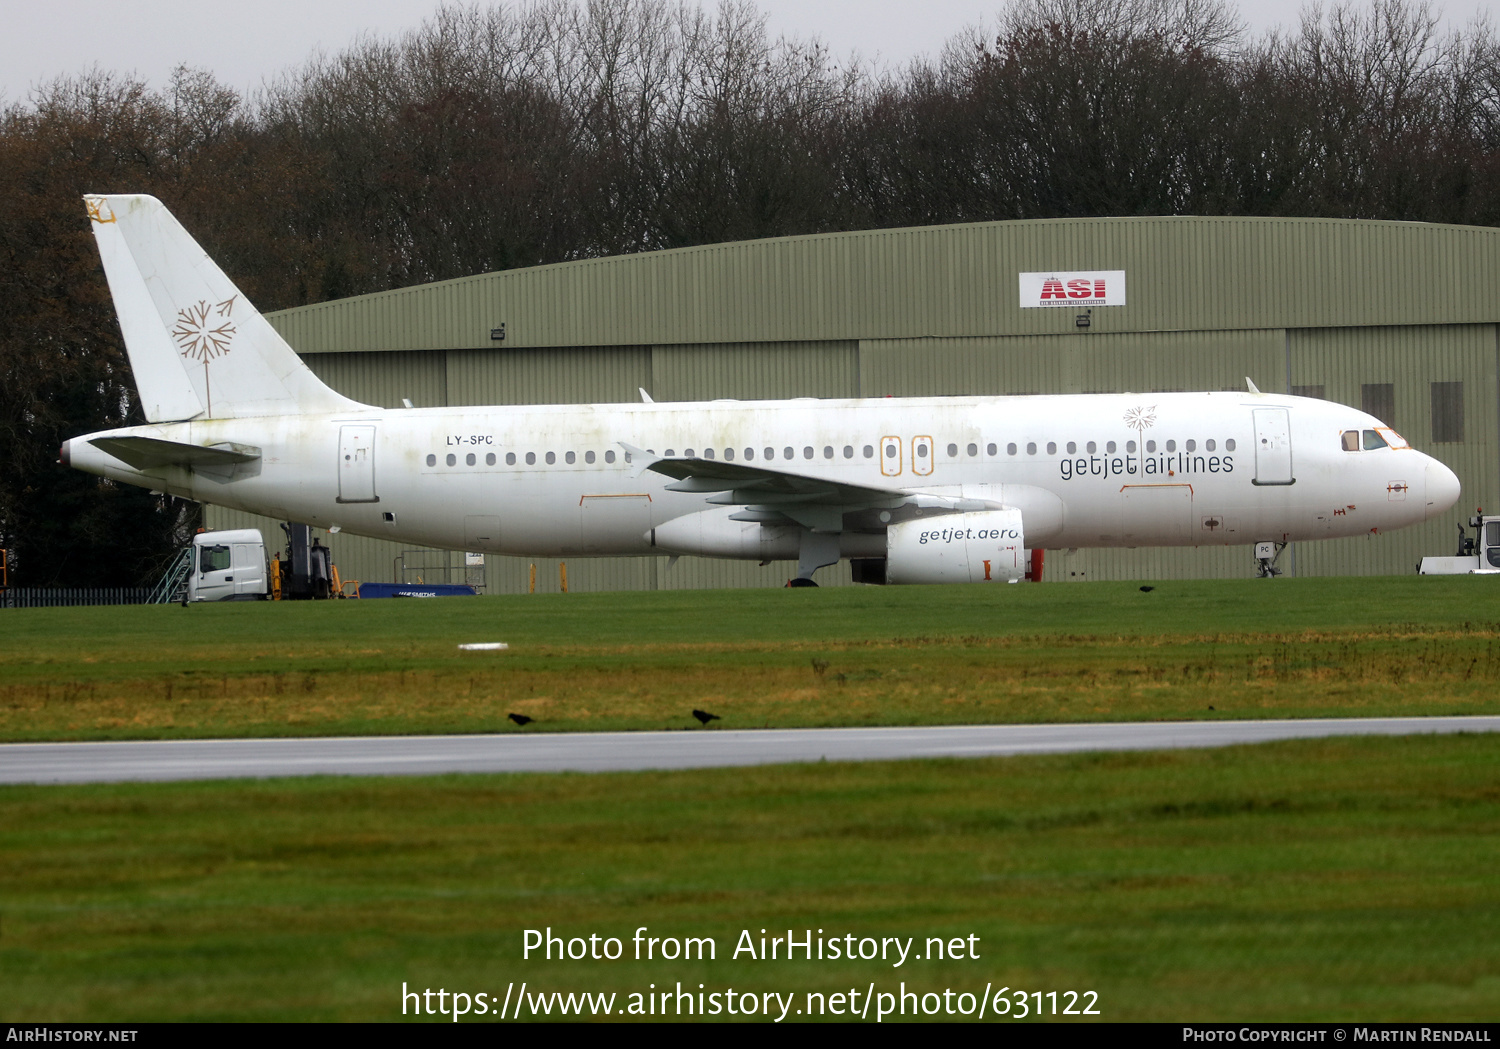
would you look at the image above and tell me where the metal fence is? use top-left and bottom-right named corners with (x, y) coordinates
top-left (1, 588), bottom-right (151, 608)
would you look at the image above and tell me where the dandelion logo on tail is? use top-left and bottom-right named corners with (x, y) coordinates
top-left (173, 297), bottom-right (238, 361)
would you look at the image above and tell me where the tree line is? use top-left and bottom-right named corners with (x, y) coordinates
top-left (2, 0), bottom-right (1497, 586)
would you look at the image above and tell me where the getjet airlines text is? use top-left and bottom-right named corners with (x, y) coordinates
top-left (1060, 452), bottom-right (1235, 481)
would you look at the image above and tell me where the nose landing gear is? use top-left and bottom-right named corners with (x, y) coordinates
top-left (1254, 540), bottom-right (1286, 578)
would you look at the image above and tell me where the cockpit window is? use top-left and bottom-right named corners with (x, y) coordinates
top-left (1378, 427), bottom-right (1410, 449)
top-left (1363, 429), bottom-right (1389, 450)
top-left (1341, 430), bottom-right (1360, 452)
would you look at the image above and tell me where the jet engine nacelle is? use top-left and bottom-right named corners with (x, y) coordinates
top-left (885, 509), bottom-right (1025, 584)
top-left (651, 509), bottom-right (800, 560)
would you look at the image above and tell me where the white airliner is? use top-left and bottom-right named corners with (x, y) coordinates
top-left (62, 195), bottom-right (1461, 585)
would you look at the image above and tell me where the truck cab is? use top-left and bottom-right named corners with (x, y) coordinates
top-left (187, 529), bottom-right (268, 601)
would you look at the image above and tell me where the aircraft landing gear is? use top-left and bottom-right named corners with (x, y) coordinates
top-left (1254, 540), bottom-right (1286, 578)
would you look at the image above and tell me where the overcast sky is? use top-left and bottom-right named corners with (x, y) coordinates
top-left (2, 0), bottom-right (1492, 105)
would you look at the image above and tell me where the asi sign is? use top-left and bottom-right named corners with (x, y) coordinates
top-left (1019, 270), bottom-right (1126, 308)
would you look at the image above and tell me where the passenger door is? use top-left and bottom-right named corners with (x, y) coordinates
top-left (1251, 409), bottom-right (1294, 486)
top-left (338, 424), bottom-right (379, 503)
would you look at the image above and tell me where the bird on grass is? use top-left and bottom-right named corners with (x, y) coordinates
top-left (692, 709), bottom-right (720, 726)
top-left (1139, 586), bottom-right (1155, 592)
top-left (508, 713), bottom-right (533, 726)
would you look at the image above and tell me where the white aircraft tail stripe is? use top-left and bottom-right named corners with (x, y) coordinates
top-left (84, 194), bottom-right (363, 421)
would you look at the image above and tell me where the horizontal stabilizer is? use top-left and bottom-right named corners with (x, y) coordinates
top-left (90, 436), bottom-right (260, 470)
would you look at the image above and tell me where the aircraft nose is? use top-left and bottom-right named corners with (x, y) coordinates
top-left (1424, 458), bottom-right (1461, 518)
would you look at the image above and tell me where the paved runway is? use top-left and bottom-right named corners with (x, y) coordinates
top-left (3, 716), bottom-right (1498, 785)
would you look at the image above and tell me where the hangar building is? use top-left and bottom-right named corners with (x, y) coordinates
top-left (205, 215), bottom-right (1500, 592)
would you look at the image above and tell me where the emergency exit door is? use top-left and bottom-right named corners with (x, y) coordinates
top-left (338, 425), bottom-right (379, 503)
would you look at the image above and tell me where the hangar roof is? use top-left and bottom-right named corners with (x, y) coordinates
top-left (266, 215), bottom-right (1500, 353)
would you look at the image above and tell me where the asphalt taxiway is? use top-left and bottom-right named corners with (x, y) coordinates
top-left (3, 716), bottom-right (1498, 785)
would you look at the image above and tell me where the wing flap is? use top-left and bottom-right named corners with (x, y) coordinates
top-left (623, 442), bottom-right (906, 509)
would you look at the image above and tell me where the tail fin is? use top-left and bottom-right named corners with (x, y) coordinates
top-left (84, 194), bottom-right (364, 421)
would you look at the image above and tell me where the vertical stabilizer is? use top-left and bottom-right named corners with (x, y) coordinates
top-left (84, 195), bottom-right (365, 420)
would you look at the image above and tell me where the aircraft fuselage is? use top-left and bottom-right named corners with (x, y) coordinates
top-left (64, 391), bottom-right (1456, 560)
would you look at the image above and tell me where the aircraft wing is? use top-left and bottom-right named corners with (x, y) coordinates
top-left (89, 436), bottom-right (261, 470)
top-left (624, 443), bottom-right (910, 532)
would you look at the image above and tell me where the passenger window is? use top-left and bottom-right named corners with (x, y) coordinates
top-left (804, 447), bottom-right (814, 459)
top-left (1166, 440), bottom-right (1176, 452)
top-left (745, 448), bottom-right (754, 461)
top-left (1146, 440), bottom-right (1156, 452)
top-left (1106, 441), bottom-right (1117, 453)
top-left (446, 453), bottom-right (457, 466)
top-left (525, 452), bottom-right (536, 465)
top-left (967, 443), bottom-right (978, 456)
top-left (765, 447), bottom-right (775, 459)
top-left (1205, 439), bottom-right (1215, 452)
top-left (1225, 439), bottom-right (1236, 451)
top-left (466, 453), bottom-right (476, 466)
top-left (1184, 440), bottom-right (1195, 453)
top-left (824, 446), bottom-right (834, 459)
top-left (986, 443), bottom-right (997, 455)
top-left (1007, 443), bottom-right (1017, 455)
top-left (545, 452), bottom-right (556, 465)
top-left (843, 446), bottom-right (853, 458)
top-left (585, 451), bottom-right (596, 464)
top-left (785, 447), bottom-right (795, 459)
top-left (486, 452), bottom-right (496, 466)
top-left (1046, 442), bottom-right (1056, 455)
top-left (506, 452), bottom-right (517, 465)
top-left (566, 451), bottom-right (576, 464)
top-left (947, 443), bottom-right (958, 457)
top-left (1086, 441), bottom-right (1097, 454)
top-left (605, 450), bottom-right (616, 463)
top-left (684, 448), bottom-right (695, 457)
top-left (724, 448), bottom-right (734, 461)
top-left (426, 454), bottom-right (436, 467)
top-left (200, 545), bottom-right (231, 572)
top-left (1363, 429), bottom-right (1388, 450)
top-left (1067, 442), bottom-right (1077, 454)
top-left (1026, 442), bottom-right (1037, 455)
top-left (1125, 440), bottom-right (1135, 453)
top-left (863, 445), bottom-right (874, 458)
top-left (1342, 431), bottom-right (1360, 451)
top-left (704, 448), bottom-right (715, 460)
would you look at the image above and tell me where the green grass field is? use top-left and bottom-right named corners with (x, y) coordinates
top-left (3, 735), bottom-right (1498, 1021)
top-left (2, 576), bottom-right (1499, 741)
top-left (3, 577), bottom-right (1499, 1021)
